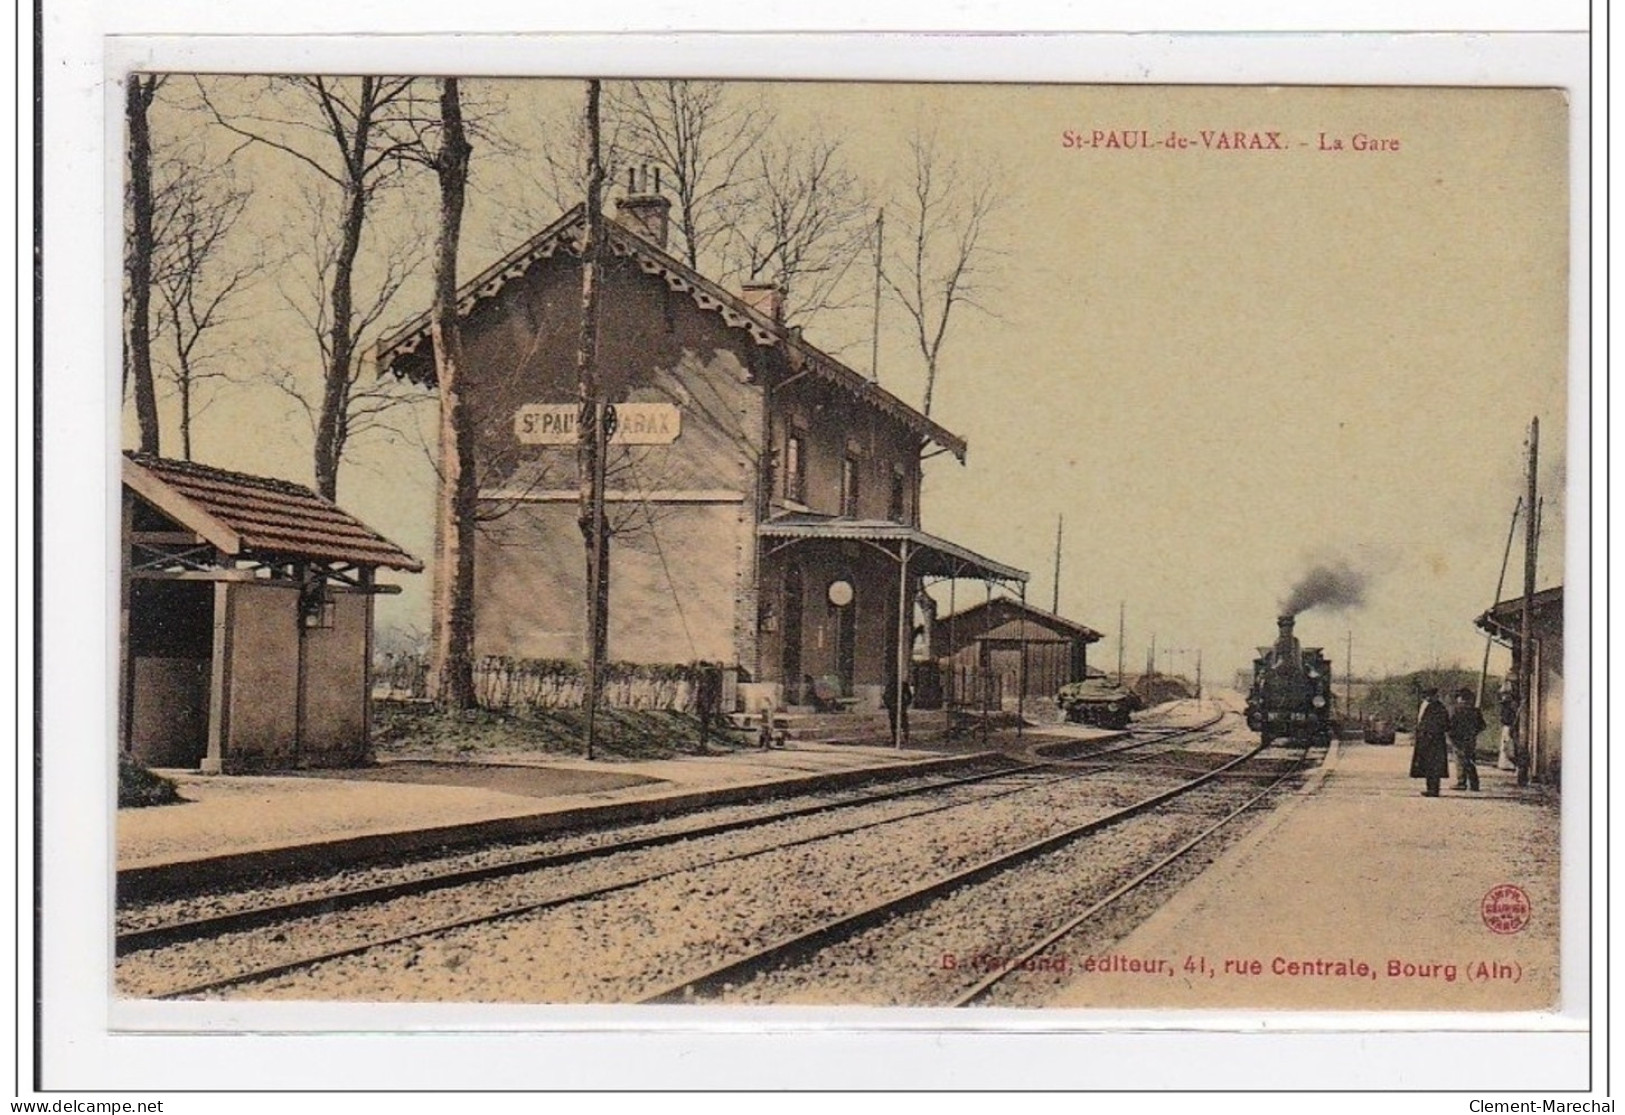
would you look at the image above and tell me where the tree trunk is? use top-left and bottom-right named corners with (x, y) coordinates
top-left (311, 80), bottom-right (376, 501)
top-left (577, 80), bottom-right (609, 759)
top-left (430, 78), bottom-right (478, 711)
top-left (124, 76), bottom-right (161, 455)
top-left (179, 361), bottom-right (192, 460)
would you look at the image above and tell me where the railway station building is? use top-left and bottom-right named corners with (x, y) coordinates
top-left (120, 454), bottom-right (422, 773)
top-left (377, 192), bottom-right (1026, 718)
top-left (1475, 585), bottom-right (1564, 786)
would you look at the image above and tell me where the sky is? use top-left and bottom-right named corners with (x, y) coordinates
top-left (134, 79), bottom-right (1573, 683)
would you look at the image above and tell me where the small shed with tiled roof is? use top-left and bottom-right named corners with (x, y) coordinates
top-left (121, 453), bottom-right (421, 773)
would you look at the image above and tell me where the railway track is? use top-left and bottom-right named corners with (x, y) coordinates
top-left (640, 733), bottom-right (1290, 1004)
top-left (119, 711), bottom-right (1261, 1002)
top-left (950, 743), bottom-right (1322, 1006)
top-left (121, 714), bottom-right (1224, 946)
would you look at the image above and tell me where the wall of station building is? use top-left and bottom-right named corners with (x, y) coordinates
top-left (426, 237), bottom-right (943, 711)
top-left (457, 250), bottom-right (768, 671)
top-left (768, 383), bottom-right (922, 524)
top-left (474, 498), bottom-right (750, 665)
top-left (753, 543), bottom-right (912, 713)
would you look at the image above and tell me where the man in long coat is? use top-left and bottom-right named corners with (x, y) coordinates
top-left (1410, 686), bottom-right (1451, 797)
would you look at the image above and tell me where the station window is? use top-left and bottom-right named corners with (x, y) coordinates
top-left (888, 467), bottom-right (907, 522)
top-left (841, 456), bottom-right (861, 518)
top-left (785, 433), bottom-right (806, 504)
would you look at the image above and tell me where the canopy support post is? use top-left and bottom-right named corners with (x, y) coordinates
top-left (894, 537), bottom-right (911, 748)
top-left (1017, 580), bottom-right (1027, 739)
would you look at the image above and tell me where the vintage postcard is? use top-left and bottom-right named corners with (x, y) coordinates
top-left (108, 73), bottom-right (1575, 1015)
top-left (40, 25), bottom-right (1591, 1094)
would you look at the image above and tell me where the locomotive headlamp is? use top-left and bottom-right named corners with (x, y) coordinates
top-left (1311, 695), bottom-right (1327, 708)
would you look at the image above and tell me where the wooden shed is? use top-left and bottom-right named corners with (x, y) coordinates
top-left (120, 454), bottom-right (421, 773)
top-left (930, 597), bottom-right (1103, 702)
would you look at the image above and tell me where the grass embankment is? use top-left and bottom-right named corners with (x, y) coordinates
top-left (372, 701), bottom-right (755, 763)
top-left (118, 754), bottom-right (184, 808)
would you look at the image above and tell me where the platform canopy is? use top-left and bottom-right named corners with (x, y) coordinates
top-left (124, 453), bottom-right (422, 586)
top-left (757, 514), bottom-right (1028, 585)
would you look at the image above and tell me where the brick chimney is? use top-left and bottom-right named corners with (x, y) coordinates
top-left (614, 165), bottom-right (671, 249)
top-left (615, 193), bottom-right (670, 249)
top-left (740, 281), bottom-right (785, 323)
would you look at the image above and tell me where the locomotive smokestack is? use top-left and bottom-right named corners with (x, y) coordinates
top-left (1276, 615), bottom-right (1298, 658)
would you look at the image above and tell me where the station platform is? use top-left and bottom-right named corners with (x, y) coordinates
top-left (116, 738), bottom-right (1004, 895)
top-left (1048, 736), bottom-right (1564, 1012)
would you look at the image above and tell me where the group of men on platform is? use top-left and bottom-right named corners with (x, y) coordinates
top-left (1410, 683), bottom-right (1523, 796)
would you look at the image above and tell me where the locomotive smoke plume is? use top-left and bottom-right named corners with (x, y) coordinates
top-left (1280, 560), bottom-right (1368, 618)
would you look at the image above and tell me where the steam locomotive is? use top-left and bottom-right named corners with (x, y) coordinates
top-left (1245, 615), bottom-right (1334, 745)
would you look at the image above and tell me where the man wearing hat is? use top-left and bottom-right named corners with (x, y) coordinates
top-left (1448, 687), bottom-right (1486, 792)
top-left (1410, 685), bottom-right (1451, 797)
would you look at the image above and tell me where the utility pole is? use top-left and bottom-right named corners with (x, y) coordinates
top-left (1195, 649), bottom-right (1202, 700)
top-left (1051, 514), bottom-right (1063, 615)
top-left (1345, 629), bottom-right (1353, 720)
top-left (1117, 601), bottom-right (1125, 684)
top-left (1517, 417), bottom-right (1538, 785)
top-left (577, 80), bottom-right (609, 761)
top-left (1477, 496), bottom-right (1523, 707)
top-left (870, 208), bottom-right (884, 384)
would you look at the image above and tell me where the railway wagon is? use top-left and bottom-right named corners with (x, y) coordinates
top-left (1245, 615), bottom-right (1334, 745)
top-left (1056, 677), bottom-right (1143, 729)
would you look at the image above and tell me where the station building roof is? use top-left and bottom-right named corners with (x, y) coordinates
top-left (939, 596), bottom-right (1104, 643)
top-left (758, 513), bottom-right (1027, 585)
top-left (374, 204), bottom-right (969, 463)
top-left (124, 453), bottom-right (422, 572)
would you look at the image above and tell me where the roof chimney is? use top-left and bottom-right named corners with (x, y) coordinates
top-left (614, 165), bottom-right (671, 249)
top-left (740, 281), bottom-right (785, 323)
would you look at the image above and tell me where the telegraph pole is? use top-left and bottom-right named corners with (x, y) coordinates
top-left (577, 81), bottom-right (609, 761)
top-left (1345, 630), bottom-right (1353, 719)
top-left (1051, 514), bottom-right (1063, 615)
top-left (1517, 418), bottom-right (1538, 785)
top-left (1117, 601), bottom-right (1125, 684)
top-left (1477, 496), bottom-right (1522, 707)
top-left (870, 209), bottom-right (884, 384)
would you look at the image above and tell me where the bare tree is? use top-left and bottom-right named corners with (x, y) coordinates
top-left (264, 188), bottom-right (423, 483)
top-left (608, 80), bottom-right (770, 271)
top-left (485, 93), bottom-right (629, 250)
top-left (722, 135), bottom-right (873, 324)
top-left (148, 151), bottom-right (262, 460)
top-left (427, 77), bottom-right (478, 711)
top-left (199, 75), bottom-right (435, 499)
top-left (123, 74), bottom-right (164, 454)
top-left (884, 129), bottom-right (1003, 419)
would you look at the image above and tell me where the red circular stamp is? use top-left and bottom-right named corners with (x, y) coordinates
top-left (1482, 884), bottom-right (1532, 934)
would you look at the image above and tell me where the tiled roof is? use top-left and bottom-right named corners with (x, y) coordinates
top-left (375, 205), bottom-right (969, 463)
top-left (124, 454), bottom-right (422, 572)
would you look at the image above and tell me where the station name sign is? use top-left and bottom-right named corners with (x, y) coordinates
top-left (514, 402), bottom-right (682, 445)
